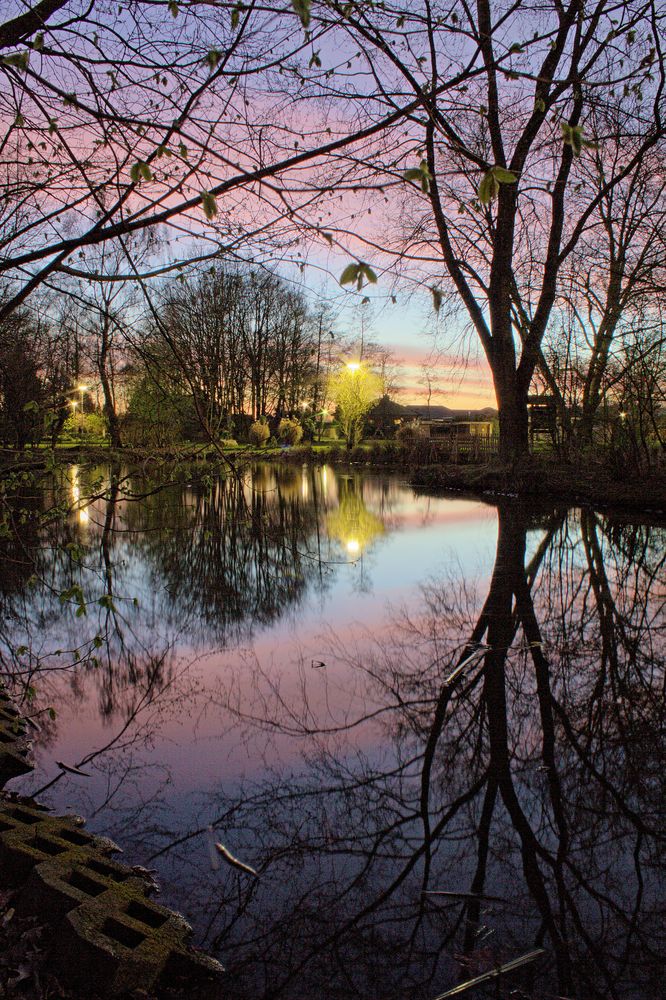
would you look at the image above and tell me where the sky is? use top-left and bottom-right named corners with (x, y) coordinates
top-left (355, 304), bottom-right (496, 408)
top-left (279, 249), bottom-right (497, 410)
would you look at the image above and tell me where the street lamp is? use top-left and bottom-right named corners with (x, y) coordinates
top-left (77, 385), bottom-right (88, 430)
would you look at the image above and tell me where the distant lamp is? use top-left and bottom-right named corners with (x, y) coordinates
top-left (619, 410), bottom-right (627, 420)
top-left (346, 361), bottom-right (361, 372)
top-left (346, 538), bottom-right (360, 555)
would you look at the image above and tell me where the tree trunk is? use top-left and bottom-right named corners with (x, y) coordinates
top-left (98, 319), bottom-right (122, 449)
top-left (493, 361), bottom-right (530, 464)
top-left (98, 356), bottom-right (122, 449)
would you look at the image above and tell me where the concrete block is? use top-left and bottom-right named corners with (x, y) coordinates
top-left (0, 797), bottom-right (224, 996)
top-left (56, 890), bottom-right (223, 996)
top-left (0, 688), bottom-right (33, 788)
top-left (0, 799), bottom-right (110, 887)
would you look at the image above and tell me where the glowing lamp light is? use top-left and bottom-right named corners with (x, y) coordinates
top-left (346, 361), bottom-right (361, 372)
top-left (346, 538), bottom-right (360, 555)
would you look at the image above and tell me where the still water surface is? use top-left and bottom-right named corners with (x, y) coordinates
top-left (2, 463), bottom-right (664, 999)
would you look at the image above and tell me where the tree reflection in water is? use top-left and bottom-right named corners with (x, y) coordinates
top-left (147, 503), bottom-right (664, 1000)
top-left (2, 467), bottom-right (664, 1000)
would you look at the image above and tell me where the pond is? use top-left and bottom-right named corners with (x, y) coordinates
top-left (1, 462), bottom-right (664, 1000)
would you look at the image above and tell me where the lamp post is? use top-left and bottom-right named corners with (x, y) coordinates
top-left (77, 384), bottom-right (88, 433)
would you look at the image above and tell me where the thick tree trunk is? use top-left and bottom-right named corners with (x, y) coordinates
top-left (493, 359), bottom-right (530, 464)
top-left (101, 377), bottom-right (122, 449)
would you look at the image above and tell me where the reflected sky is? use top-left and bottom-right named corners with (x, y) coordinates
top-left (2, 464), bottom-right (664, 1000)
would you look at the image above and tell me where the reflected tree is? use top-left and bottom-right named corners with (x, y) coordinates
top-left (137, 503), bottom-right (666, 1000)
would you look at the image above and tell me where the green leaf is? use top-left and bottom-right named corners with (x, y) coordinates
top-left (560, 122), bottom-right (594, 157)
top-left (478, 170), bottom-right (498, 205)
top-left (291, 0), bottom-right (311, 28)
top-left (403, 160), bottom-right (433, 193)
top-left (14, 113), bottom-right (25, 127)
top-left (200, 189), bottom-right (218, 220)
top-left (2, 51), bottom-right (30, 71)
top-left (130, 160), bottom-right (152, 183)
top-left (309, 51), bottom-right (321, 69)
top-left (168, 1), bottom-right (179, 16)
top-left (396, 15), bottom-right (405, 27)
top-left (322, 231), bottom-right (333, 244)
top-left (206, 48), bottom-right (222, 70)
top-left (492, 166), bottom-right (517, 183)
top-left (478, 165), bottom-right (517, 204)
top-left (431, 287), bottom-right (443, 313)
top-left (419, 160), bottom-right (433, 192)
top-left (534, 97), bottom-right (545, 112)
top-left (360, 263), bottom-right (377, 285)
top-left (339, 263), bottom-right (360, 287)
top-left (33, 33), bottom-right (44, 51)
top-left (48, 707), bottom-right (57, 721)
top-left (231, 6), bottom-right (240, 28)
top-left (23, 400), bottom-right (39, 413)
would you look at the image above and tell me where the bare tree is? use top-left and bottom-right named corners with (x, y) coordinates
top-left (310, 0), bottom-right (665, 461)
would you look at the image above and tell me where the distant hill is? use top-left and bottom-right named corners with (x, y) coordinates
top-left (408, 404), bottom-right (498, 420)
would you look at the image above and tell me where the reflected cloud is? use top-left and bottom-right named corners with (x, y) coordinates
top-left (2, 465), bottom-right (664, 1000)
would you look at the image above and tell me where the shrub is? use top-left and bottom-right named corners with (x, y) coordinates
top-left (249, 419), bottom-right (270, 446)
top-left (64, 411), bottom-right (108, 440)
top-left (349, 444), bottom-right (368, 463)
top-left (396, 420), bottom-right (426, 445)
top-left (277, 417), bottom-right (303, 446)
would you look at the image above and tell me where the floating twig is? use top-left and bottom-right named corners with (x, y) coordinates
top-left (214, 841), bottom-right (258, 877)
top-left (56, 760), bottom-right (91, 777)
top-left (432, 948), bottom-right (546, 999)
top-left (423, 890), bottom-right (506, 902)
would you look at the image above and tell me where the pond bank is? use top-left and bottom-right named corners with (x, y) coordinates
top-left (408, 460), bottom-right (666, 516)
top-left (2, 444), bottom-right (665, 516)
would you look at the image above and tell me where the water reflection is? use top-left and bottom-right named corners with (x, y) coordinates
top-left (2, 466), bottom-right (664, 1000)
top-left (326, 475), bottom-right (385, 558)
